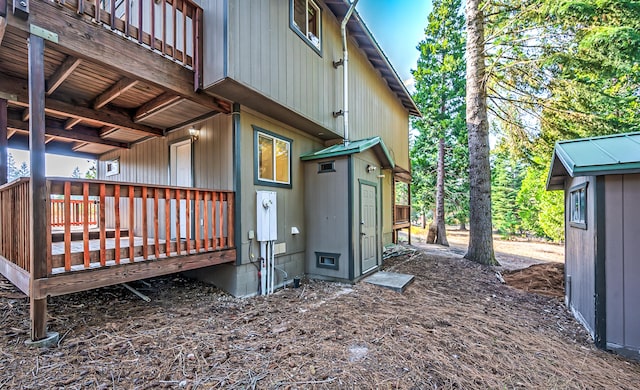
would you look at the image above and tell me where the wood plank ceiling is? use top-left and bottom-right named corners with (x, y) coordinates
top-left (0, 28), bottom-right (230, 158)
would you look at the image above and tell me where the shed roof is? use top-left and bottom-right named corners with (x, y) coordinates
top-left (546, 132), bottom-right (640, 190)
top-left (324, 0), bottom-right (421, 117)
top-left (300, 136), bottom-right (395, 169)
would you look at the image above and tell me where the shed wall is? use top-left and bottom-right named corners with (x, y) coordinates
top-left (565, 176), bottom-right (596, 335)
top-left (605, 174), bottom-right (640, 352)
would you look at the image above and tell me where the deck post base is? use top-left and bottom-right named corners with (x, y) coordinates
top-left (24, 331), bottom-right (59, 348)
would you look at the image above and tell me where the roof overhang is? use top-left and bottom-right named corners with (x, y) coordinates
top-left (300, 136), bottom-right (395, 169)
top-left (546, 132), bottom-right (640, 190)
top-left (323, 0), bottom-right (421, 117)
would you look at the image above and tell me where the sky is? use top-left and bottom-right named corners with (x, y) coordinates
top-left (356, 0), bottom-right (433, 91)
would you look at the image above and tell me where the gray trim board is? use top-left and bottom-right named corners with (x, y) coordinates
top-left (594, 176), bottom-right (606, 349)
top-left (348, 156), bottom-right (354, 280)
top-left (233, 103), bottom-right (242, 265)
top-left (223, 0), bottom-right (228, 78)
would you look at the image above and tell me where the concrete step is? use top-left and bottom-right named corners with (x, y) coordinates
top-left (363, 271), bottom-right (415, 293)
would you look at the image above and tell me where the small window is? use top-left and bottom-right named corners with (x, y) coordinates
top-left (569, 183), bottom-right (587, 229)
top-left (318, 161), bottom-right (335, 173)
top-left (254, 127), bottom-right (292, 188)
top-left (105, 158), bottom-right (120, 177)
top-left (316, 252), bottom-right (340, 270)
top-left (291, 0), bottom-right (322, 53)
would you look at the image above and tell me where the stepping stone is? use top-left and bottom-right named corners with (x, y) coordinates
top-left (364, 271), bottom-right (415, 293)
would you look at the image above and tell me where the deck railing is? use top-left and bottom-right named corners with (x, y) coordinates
top-left (394, 204), bottom-right (411, 225)
top-left (0, 177), bottom-right (234, 276)
top-left (51, 198), bottom-right (99, 228)
top-left (55, 0), bottom-right (203, 87)
top-left (0, 178), bottom-right (30, 272)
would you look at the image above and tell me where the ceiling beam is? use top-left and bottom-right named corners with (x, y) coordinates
top-left (7, 111), bottom-right (130, 149)
top-left (93, 78), bottom-right (139, 109)
top-left (0, 74), bottom-right (164, 136)
top-left (99, 126), bottom-right (119, 138)
top-left (46, 56), bottom-right (82, 96)
top-left (134, 93), bottom-right (183, 122)
top-left (65, 117), bottom-right (82, 130)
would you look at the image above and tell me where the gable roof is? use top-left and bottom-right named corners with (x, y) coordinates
top-left (323, 0), bottom-right (421, 117)
top-left (546, 132), bottom-right (640, 190)
top-left (300, 136), bottom-right (395, 168)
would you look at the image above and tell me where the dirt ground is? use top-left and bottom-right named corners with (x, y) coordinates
top-left (2, 236), bottom-right (640, 388)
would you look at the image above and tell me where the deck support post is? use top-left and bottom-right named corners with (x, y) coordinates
top-left (28, 35), bottom-right (51, 342)
top-left (0, 98), bottom-right (7, 185)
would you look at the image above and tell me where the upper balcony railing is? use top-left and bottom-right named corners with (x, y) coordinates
top-left (55, 0), bottom-right (203, 87)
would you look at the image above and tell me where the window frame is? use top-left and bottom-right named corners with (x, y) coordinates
top-left (569, 182), bottom-right (587, 229)
top-left (290, 0), bottom-right (323, 55)
top-left (253, 126), bottom-right (293, 189)
top-left (315, 251), bottom-right (340, 270)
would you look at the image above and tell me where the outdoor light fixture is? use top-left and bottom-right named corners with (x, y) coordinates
top-left (366, 164), bottom-right (377, 173)
top-left (189, 128), bottom-right (200, 141)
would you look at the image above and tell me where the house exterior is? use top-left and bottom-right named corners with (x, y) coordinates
top-left (0, 0), bottom-right (418, 341)
top-left (547, 132), bottom-right (640, 359)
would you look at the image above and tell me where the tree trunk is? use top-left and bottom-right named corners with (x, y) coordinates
top-left (464, 0), bottom-right (497, 265)
top-left (435, 137), bottom-right (449, 246)
top-left (459, 219), bottom-right (467, 231)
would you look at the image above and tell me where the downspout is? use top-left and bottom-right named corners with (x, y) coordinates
top-left (337, 0), bottom-right (360, 145)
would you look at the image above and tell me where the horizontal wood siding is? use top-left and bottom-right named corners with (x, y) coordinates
top-left (98, 114), bottom-right (233, 236)
top-left (565, 176), bottom-right (596, 335)
top-left (605, 174), bottom-right (640, 350)
top-left (225, 0), bottom-right (409, 170)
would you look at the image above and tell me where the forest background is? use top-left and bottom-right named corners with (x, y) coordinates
top-left (410, 0), bottom-right (640, 242)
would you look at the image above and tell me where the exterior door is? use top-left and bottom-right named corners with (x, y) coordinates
top-left (360, 182), bottom-right (378, 274)
top-left (170, 139), bottom-right (192, 239)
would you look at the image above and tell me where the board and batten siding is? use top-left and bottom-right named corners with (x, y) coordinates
top-left (605, 174), bottom-right (640, 351)
top-left (199, 0), bottom-right (227, 87)
top-left (564, 176), bottom-right (597, 335)
top-left (97, 114), bottom-right (233, 236)
top-left (222, 0), bottom-right (410, 170)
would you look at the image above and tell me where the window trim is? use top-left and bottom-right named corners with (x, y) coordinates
top-left (289, 0), bottom-right (323, 56)
top-left (253, 126), bottom-right (293, 189)
top-left (315, 251), bottom-right (340, 270)
top-left (569, 182), bottom-right (587, 229)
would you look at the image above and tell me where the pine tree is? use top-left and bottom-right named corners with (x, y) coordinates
top-left (411, 0), bottom-right (467, 245)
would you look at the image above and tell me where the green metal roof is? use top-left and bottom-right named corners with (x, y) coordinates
top-left (300, 136), bottom-right (395, 169)
top-left (547, 132), bottom-right (640, 190)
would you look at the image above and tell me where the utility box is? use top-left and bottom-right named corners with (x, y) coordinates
top-left (256, 191), bottom-right (277, 241)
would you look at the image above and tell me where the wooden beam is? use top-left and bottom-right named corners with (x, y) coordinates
top-left (64, 117), bottom-right (82, 130)
top-left (32, 249), bottom-right (236, 299)
top-left (0, 256), bottom-right (31, 296)
top-left (0, 98), bottom-right (7, 185)
top-left (99, 126), bottom-right (119, 137)
top-left (46, 56), bottom-right (82, 96)
top-left (7, 112), bottom-right (130, 149)
top-left (45, 135), bottom-right (55, 144)
top-left (0, 73), bottom-right (164, 136)
top-left (28, 35), bottom-right (49, 341)
top-left (134, 93), bottom-right (183, 122)
top-left (93, 78), bottom-right (139, 109)
top-left (6, 0), bottom-right (229, 113)
top-left (21, 108), bottom-right (29, 121)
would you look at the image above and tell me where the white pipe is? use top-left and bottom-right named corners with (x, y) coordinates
top-left (260, 241), bottom-right (267, 295)
top-left (341, 0), bottom-right (360, 144)
top-left (270, 241), bottom-right (275, 294)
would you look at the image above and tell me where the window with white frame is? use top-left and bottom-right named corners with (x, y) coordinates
top-left (291, 0), bottom-right (322, 51)
top-left (254, 127), bottom-right (292, 188)
top-left (569, 183), bottom-right (587, 229)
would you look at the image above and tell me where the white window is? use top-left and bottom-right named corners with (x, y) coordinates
top-left (569, 183), bottom-right (587, 229)
top-left (291, 0), bottom-right (322, 51)
top-left (254, 128), bottom-right (292, 188)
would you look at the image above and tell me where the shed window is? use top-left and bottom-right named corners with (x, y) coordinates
top-left (291, 0), bottom-right (322, 52)
top-left (254, 127), bottom-right (292, 188)
top-left (569, 183), bottom-right (587, 229)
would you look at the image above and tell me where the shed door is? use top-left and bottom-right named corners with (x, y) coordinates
top-left (170, 140), bottom-right (192, 239)
top-left (360, 182), bottom-right (378, 274)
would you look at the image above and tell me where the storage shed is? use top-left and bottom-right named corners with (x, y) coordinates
top-left (301, 137), bottom-right (394, 282)
top-left (547, 132), bottom-right (640, 359)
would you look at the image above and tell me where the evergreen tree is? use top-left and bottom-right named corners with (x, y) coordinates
top-left (7, 153), bottom-right (19, 182)
top-left (411, 0), bottom-right (467, 244)
top-left (16, 162), bottom-right (29, 178)
top-left (72, 167), bottom-right (82, 178)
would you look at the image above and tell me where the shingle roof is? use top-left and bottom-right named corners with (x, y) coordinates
top-left (546, 132), bottom-right (640, 190)
top-left (300, 136), bottom-right (395, 168)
